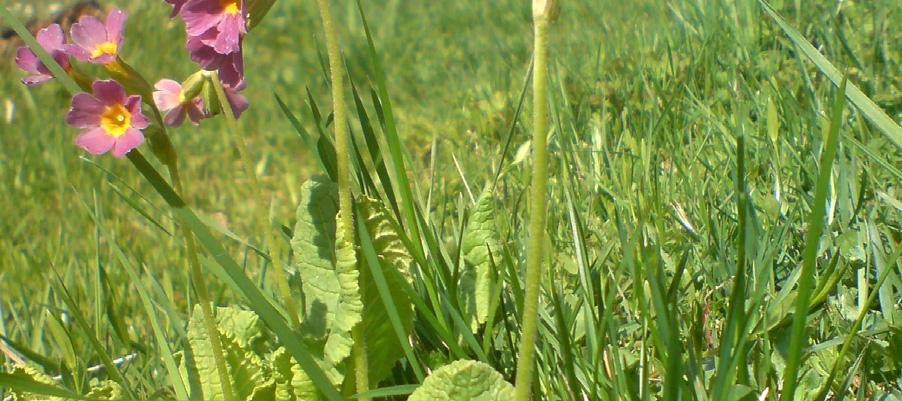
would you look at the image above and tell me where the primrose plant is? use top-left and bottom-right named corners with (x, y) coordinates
top-left (6, 0), bottom-right (547, 399)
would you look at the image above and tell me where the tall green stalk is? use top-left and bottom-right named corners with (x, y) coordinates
top-left (314, 0), bottom-right (368, 398)
top-left (515, 1), bottom-right (554, 399)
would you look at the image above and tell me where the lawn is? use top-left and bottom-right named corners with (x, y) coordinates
top-left (0, 0), bottom-right (900, 400)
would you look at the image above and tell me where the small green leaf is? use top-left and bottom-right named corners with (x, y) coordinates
top-left (408, 360), bottom-right (514, 401)
top-left (460, 189), bottom-right (500, 330)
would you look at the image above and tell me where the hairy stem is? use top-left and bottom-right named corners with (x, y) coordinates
top-left (210, 76), bottom-right (301, 333)
top-left (314, 0), bottom-right (368, 397)
top-left (514, 12), bottom-right (550, 401)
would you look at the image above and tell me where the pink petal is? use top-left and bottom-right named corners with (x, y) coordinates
top-left (66, 93), bottom-right (104, 128)
top-left (92, 80), bottom-right (127, 106)
top-left (111, 128), bottom-right (144, 158)
top-left (15, 47), bottom-right (40, 73)
top-left (166, 0), bottom-right (188, 17)
top-left (225, 88), bottom-right (248, 119)
top-left (210, 15), bottom-right (243, 54)
top-left (36, 24), bottom-right (65, 52)
top-left (70, 16), bottom-right (107, 50)
top-left (164, 106), bottom-right (187, 127)
top-left (218, 51), bottom-right (244, 87)
top-left (153, 79), bottom-right (183, 112)
top-left (90, 53), bottom-right (116, 65)
top-left (187, 99), bottom-right (209, 124)
top-left (22, 74), bottom-right (54, 86)
top-left (125, 96), bottom-right (149, 129)
top-left (75, 127), bottom-right (115, 155)
top-left (63, 44), bottom-right (91, 62)
top-left (182, 0), bottom-right (223, 37)
top-left (105, 9), bottom-right (127, 48)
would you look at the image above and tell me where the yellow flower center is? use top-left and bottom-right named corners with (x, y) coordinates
top-left (220, 0), bottom-right (240, 15)
top-left (91, 42), bottom-right (118, 59)
top-left (100, 104), bottom-right (132, 138)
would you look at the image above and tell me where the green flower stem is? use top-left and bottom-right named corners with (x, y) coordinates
top-left (514, 7), bottom-right (551, 401)
top-left (210, 76), bottom-right (301, 332)
top-left (313, 0), bottom-right (369, 398)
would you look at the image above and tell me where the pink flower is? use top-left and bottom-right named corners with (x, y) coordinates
top-left (66, 80), bottom-right (148, 158)
top-left (14, 24), bottom-right (70, 86)
top-left (65, 9), bottom-right (127, 65)
top-left (164, 0), bottom-right (188, 17)
top-left (181, 0), bottom-right (246, 54)
top-left (153, 79), bottom-right (208, 127)
top-left (187, 29), bottom-right (244, 87)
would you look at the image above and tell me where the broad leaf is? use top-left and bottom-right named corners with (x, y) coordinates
top-left (181, 305), bottom-right (274, 401)
top-left (291, 177), bottom-right (363, 385)
top-left (408, 360), bottom-right (514, 401)
top-left (271, 347), bottom-right (322, 401)
top-left (357, 197), bottom-right (415, 385)
top-left (459, 190), bottom-right (500, 330)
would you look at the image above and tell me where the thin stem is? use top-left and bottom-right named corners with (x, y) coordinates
top-left (167, 161), bottom-right (236, 401)
top-left (514, 13), bottom-right (550, 401)
top-left (314, 0), bottom-right (368, 398)
top-left (211, 76), bottom-right (301, 332)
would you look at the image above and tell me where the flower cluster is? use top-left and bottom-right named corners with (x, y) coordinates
top-left (13, 3), bottom-right (253, 159)
top-left (169, 0), bottom-right (247, 91)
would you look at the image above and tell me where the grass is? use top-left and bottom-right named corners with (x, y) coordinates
top-left (1, 0), bottom-right (901, 400)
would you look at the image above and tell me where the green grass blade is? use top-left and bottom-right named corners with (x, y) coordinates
top-left (778, 79), bottom-right (848, 401)
top-left (759, 0), bottom-right (902, 148)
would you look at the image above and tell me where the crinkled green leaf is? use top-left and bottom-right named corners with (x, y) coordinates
top-left (181, 305), bottom-right (274, 401)
top-left (4, 365), bottom-right (64, 401)
top-left (290, 177), bottom-right (363, 385)
top-left (408, 360), bottom-right (514, 401)
top-left (357, 196), bottom-right (415, 385)
top-left (85, 380), bottom-right (122, 400)
top-left (459, 189), bottom-right (499, 330)
top-left (271, 347), bottom-right (322, 401)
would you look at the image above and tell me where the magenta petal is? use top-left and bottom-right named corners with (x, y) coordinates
top-left (187, 100), bottom-right (208, 125)
top-left (225, 89), bottom-right (248, 119)
top-left (36, 24), bottom-right (65, 51)
top-left (166, 0), bottom-right (188, 17)
top-left (70, 16), bottom-right (107, 50)
top-left (22, 74), bottom-right (53, 86)
top-left (75, 127), bottom-right (115, 155)
top-left (125, 96), bottom-right (149, 129)
top-left (66, 94), bottom-right (104, 128)
top-left (164, 106), bottom-right (187, 127)
top-left (217, 52), bottom-right (244, 87)
top-left (211, 16), bottom-right (242, 54)
top-left (63, 44), bottom-right (91, 62)
top-left (111, 129), bottom-right (144, 158)
top-left (105, 9), bottom-right (127, 46)
top-left (182, 0), bottom-right (223, 36)
top-left (93, 80), bottom-right (127, 106)
top-left (15, 47), bottom-right (40, 73)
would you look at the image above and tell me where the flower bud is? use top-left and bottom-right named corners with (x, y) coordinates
top-left (179, 71), bottom-right (208, 103)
